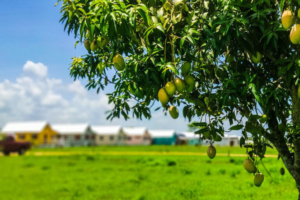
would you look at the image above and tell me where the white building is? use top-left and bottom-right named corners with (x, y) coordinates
top-left (176, 132), bottom-right (201, 145)
top-left (91, 126), bottom-right (126, 146)
top-left (2, 121), bottom-right (57, 146)
top-left (52, 124), bottom-right (94, 147)
top-left (202, 134), bottom-right (240, 146)
top-left (123, 127), bottom-right (151, 145)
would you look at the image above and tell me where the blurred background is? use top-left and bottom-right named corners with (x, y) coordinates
top-left (0, 1), bottom-right (297, 200)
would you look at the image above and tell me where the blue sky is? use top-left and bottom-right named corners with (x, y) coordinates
top-left (0, 1), bottom-right (238, 134)
top-left (0, 1), bottom-right (82, 82)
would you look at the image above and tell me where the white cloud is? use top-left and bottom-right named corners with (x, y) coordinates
top-left (0, 101), bottom-right (4, 109)
top-left (23, 61), bottom-right (48, 77)
top-left (41, 92), bottom-right (68, 107)
top-left (0, 61), bottom-right (112, 127)
top-left (16, 77), bottom-right (42, 97)
top-left (67, 80), bottom-right (87, 96)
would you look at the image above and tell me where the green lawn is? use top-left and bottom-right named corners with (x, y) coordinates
top-left (31, 145), bottom-right (279, 155)
top-left (0, 146), bottom-right (297, 200)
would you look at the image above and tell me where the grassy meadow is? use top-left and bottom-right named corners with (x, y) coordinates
top-left (30, 145), bottom-right (279, 155)
top-left (0, 146), bottom-right (297, 200)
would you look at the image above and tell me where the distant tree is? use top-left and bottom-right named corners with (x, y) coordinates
top-left (57, 0), bottom-right (300, 197)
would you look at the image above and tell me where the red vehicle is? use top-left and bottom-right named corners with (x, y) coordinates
top-left (0, 136), bottom-right (31, 156)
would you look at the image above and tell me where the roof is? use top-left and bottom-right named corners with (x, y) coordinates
top-left (176, 132), bottom-right (200, 140)
top-left (52, 124), bottom-right (89, 134)
top-left (2, 121), bottom-right (48, 133)
top-left (123, 127), bottom-right (147, 136)
top-left (182, 132), bottom-right (200, 139)
top-left (149, 130), bottom-right (175, 138)
top-left (202, 134), bottom-right (240, 141)
top-left (91, 126), bottom-right (122, 135)
top-left (223, 134), bottom-right (240, 139)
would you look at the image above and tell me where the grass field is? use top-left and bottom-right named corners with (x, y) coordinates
top-left (0, 146), bottom-right (298, 200)
top-left (30, 145), bottom-right (280, 155)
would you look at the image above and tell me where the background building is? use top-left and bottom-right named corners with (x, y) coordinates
top-left (1, 121), bottom-right (241, 147)
top-left (123, 127), bottom-right (151, 145)
top-left (202, 134), bottom-right (240, 146)
top-left (2, 121), bottom-right (57, 145)
top-left (149, 130), bottom-right (176, 145)
top-left (92, 126), bottom-right (126, 146)
top-left (177, 132), bottom-right (202, 146)
top-left (52, 124), bottom-right (94, 147)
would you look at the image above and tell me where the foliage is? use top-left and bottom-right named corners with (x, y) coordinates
top-left (57, 0), bottom-right (300, 189)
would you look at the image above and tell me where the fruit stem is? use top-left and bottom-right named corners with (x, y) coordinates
top-left (164, 37), bottom-right (167, 63)
top-left (170, 37), bottom-right (175, 81)
top-left (261, 159), bottom-right (272, 179)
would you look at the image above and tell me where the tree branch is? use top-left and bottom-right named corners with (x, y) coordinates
top-left (294, 138), bottom-right (300, 170)
top-left (291, 85), bottom-right (300, 127)
top-left (265, 109), bottom-right (294, 174)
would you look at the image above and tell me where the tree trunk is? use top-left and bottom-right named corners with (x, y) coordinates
top-left (266, 134), bottom-right (300, 199)
top-left (266, 134), bottom-right (294, 174)
top-left (269, 85), bottom-right (300, 199)
top-left (264, 88), bottom-right (300, 199)
top-left (293, 138), bottom-right (300, 200)
top-left (291, 85), bottom-right (300, 127)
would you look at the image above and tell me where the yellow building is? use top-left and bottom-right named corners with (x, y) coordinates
top-left (2, 121), bottom-right (57, 146)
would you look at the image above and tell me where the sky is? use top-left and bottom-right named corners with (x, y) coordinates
top-left (0, 1), bottom-right (239, 134)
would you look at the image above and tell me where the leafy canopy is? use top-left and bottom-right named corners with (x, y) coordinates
top-left (57, 0), bottom-right (300, 160)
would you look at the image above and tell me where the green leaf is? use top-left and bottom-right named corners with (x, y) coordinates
top-left (240, 137), bottom-right (245, 147)
top-left (183, 106), bottom-right (189, 118)
top-left (180, 36), bottom-right (187, 50)
top-left (249, 83), bottom-right (263, 105)
top-left (137, 8), bottom-right (148, 26)
top-left (155, 24), bottom-right (164, 33)
top-left (186, 35), bottom-right (196, 46)
top-left (248, 115), bottom-right (261, 121)
top-left (74, 41), bottom-right (79, 48)
top-left (195, 128), bottom-right (208, 134)
top-left (279, 0), bottom-right (285, 12)
top-left (266, 33), bottom-right (273, 45)
top-left (193, 122), bottom-right (207, 127)
top-left (155, 107), bottom-right (161, 111)
top-left (90, 24), bottom-right (95, 37)
top-left (229, 125), bottom-right (244, 131)
top-left (77, 8), bottom-right (87, 15)
top-left (68, 11), bottom-right (73, 22)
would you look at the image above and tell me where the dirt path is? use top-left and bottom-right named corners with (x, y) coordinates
top-left (0, 151), bottom-right (278, 157)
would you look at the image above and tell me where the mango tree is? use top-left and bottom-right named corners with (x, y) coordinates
top-left (57, 0), bottom-right (300, 197)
